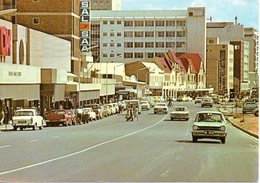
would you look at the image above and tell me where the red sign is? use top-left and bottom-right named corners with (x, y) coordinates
top-left (0, 26), bottom-right (11, 56)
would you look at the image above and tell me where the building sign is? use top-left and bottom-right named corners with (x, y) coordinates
top-left (80, 0), bottom-right (91, 53)
top-left (0, 26), bottom-right (11, 56)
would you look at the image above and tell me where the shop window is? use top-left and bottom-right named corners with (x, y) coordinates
top-left (33, 18), bottom-right (40, 25)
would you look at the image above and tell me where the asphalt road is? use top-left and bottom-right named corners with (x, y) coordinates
top-left (0, 102), bottom-right (258, 182)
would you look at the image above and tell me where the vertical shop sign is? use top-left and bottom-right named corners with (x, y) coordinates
top-left (80, 0), bottom-right (91, 53)
top-left (0, 26), bottom-right (11, 56)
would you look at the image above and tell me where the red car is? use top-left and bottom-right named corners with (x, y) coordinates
top-left (45, 109), bottom-right (76, 127)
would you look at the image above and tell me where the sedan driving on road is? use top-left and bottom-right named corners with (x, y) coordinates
top-left (154, 103), bottom-right (168, 114)
top-left (170, 106), bottom-right (189, 121)
top-left (140, 101), bottom-right (150, 110)
top-left (192, 111), bottom-right (227, 144)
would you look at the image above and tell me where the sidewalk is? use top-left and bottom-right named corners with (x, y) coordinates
top-left (0, 123), bottom-right (14, 132)
top-left (218, 107), bottom-right (258, 138)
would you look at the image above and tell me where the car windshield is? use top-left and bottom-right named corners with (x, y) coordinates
top-left (15, 111), bottom-right (34, 116)
top-left (195, 113), bottom-right (223, 122)
top-left (141, 101), bottom-right (147, 104)
top-left (245, 103), bottom-right (257, 107)
top-left (173, 107), bottom-right (186, 111)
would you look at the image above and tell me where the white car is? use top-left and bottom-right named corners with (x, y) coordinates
top-left (201, 97), bottom-right (213, 107)
top-left (83, 108), bottom-right (96, 121)
top-left (111, 103), bottom-right (119, 113)
top-left (12, 109), bottom-right (44, 131)
top-left (170, 106), bottom-right (190, 121)
top-left (194, 97), bottom-right (202, 104)
top-left (154, 103), bottom-right (168, 114)
top-left (192, 111), bottom-right (227, 144)
top-left (140, 101), bottom-right (150, 110)
top-left (107, 104), bottom-right (117, 114)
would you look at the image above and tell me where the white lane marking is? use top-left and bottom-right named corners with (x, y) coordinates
top-left (0, 145), bottom-right (10, 149)
top-left (30, 139), bottom-right (38, 142)
top-left (161, 169), bottom-right (170, 177)
top-left (0, 114), bottom-right (168, 176)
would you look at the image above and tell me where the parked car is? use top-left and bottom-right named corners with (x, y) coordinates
top-left (194, 97), bottom-right (202, 104)
top-left (140, 101), bottom-right (150, 110)
top-left (170, 106), bottom-right (189, 121)
top-left (100, 105), bottom-right (109, 117)
top-left (83, 108), bottom-right (96, 121)
top-left (103, 104), bottom-right (112, 116)
top-left (118, 101), bottom-right (126, 111)
top-left (85, 104), bottom-right (103, 119)
top-left (154, 102), bottom-right (168, 114)
top-left (12, 108), bottom-right (44, 131)
top-left (192, 111), bottom-right (227, 144)
top-left (201, 97), bottom-right (213, 107)
top-left (243, 102), bottom-right (258, 114)
top-left (45, 109), bottom-right (75, 126)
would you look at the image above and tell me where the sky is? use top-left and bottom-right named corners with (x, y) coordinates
top-left (121, 0), bottom-right (259, 29)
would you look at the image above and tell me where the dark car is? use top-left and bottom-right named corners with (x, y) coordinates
top-left (253, 108), bottom-right (259, 117)
top-left (76, 108), bottom-right (89, 124)
top-left (243, 102), bottom-right (258, 114)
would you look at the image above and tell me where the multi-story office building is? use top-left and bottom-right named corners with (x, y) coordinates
top-left (15, 0), bottom-right (81, 75)
top-left (91, 0), bottom-right (121, 10)
top-left (207, 22), bottom-right (258, 95)
top-left (206, 37), bottom-right (234, 95)
top-left (244, 27), bottom-right (259, 89)
top-left (91, 7), bottom-right (206, 69)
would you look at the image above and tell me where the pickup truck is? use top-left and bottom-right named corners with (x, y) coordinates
top-left (45, 109), bottom-right (75, 126)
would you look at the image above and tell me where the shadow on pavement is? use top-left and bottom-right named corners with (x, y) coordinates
top-left (175, 140), bottom-right (221, 144)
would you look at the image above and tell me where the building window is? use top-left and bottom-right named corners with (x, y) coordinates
top-left (156, 31), bottom-right (165, 37)
top-left (110, 43), bottom-right (114, 47)
top-left (125, 42), bottom-right (133, 48)
top-left (110, 53), bottom-right (114, 57)
top-left (135, 21), bottom-right (144, 26)
top-left (155, 21), bottom-right (165, 26)
top-left (134, 42), bottom-right (144, 48)
top-left (117, 32), bottom-right (121, 36)
top-left (166, 42), bottom-right (175, 48)
top-left (155, 52), bottom-right (164, 57)
top-left (176, 21), bottom-right (186, 26)
top-left (134, 52), bottom-right (143, 58)
top-left (103, 43), bottom-right (108, 47)
top-left (176, 31), bottom-right (186, 37)
top-left (156, 42), bottom-right (165, 48)
top-left (117, 43), bottom-right (121, 47)
top-left (117, 21), bottom-right (121, 24)
top-left (33, 18), bottom-right (40, 25)
top-left (145, 21), bottom-right (154, 26)
top-left (103, 53), bottom-right (108, 57)
top-left (124, 52), bottom-right (133, 58)
top-left (103, 21), bottom-right (108, 24)
top-left (110, 21), bottom-right (114, 25)
top-left (103, 32), bottom-right (108, 36)
top-left (124, 31), bottom-right (133, 37)
top-left (176, 42), bottom-right (185, 48)
top-left (124, 21), bottom-right (133, 26)
top-left (145, 42), bottom-right (154, 48)
top-left (146, 52), bottom-right (154, 58)
top-left (166, 31), bottom-right (175, 37)
top-left (145, 31), bottom-right (154, 37)
top-left (166, 20), bottom-right (175, 26)
top-left (134, 31), bottom-right (144, 37)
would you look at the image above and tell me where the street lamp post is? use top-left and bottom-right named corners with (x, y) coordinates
top-left (137, 67), bottom-right (147, 98)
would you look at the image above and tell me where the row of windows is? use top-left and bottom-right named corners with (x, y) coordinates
top-left (102, 31), bottom-right (186, 38)
top-left (123, 31), bottom-right (186, 37)
top-left (103, 20), bottom-right (186, 26)
top-left (123, 20), bottom-right (186, 27)
top-left (102, 42), bottom-right (185, 48)
top-left (124, 52), bottom-right (165, 58)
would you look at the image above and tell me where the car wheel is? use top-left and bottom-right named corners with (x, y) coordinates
top-left (192, 136), bottom-right (197, 142)
top-left (171, 118), bottom-right (173, 121)
top-left (13, 126), bottom-right (17, 131)
top-left (221, 137), bottom-right (226, 144)
top-left (32, 124), bottom-right (36, 130)
top-left (186, 118), bottom-right (189, 121)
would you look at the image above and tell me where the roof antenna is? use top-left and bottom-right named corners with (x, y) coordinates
top-left (235, 16), bottom-right (238, 24)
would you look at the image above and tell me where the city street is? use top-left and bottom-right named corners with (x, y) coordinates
top-left (0, 102), bottom-right (258, 182)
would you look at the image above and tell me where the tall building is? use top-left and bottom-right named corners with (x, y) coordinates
top-left (91, 0), bottom-right (121, 10)
top-left (206, 37), bottom-right (234, 95)
top-left (91, 7), bottom-right (206, 69)
top-left (15, 0), bottom-right (81, 75)
top-left (207, 21), bottom-right (257, 95)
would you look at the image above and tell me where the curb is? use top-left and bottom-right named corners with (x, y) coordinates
top-left (217, 107), bottom-right (259, 139)
top-left (226, 117), bottom-right (258, 139)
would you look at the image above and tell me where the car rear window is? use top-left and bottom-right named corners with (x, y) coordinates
top-left (15, 111), bottom-right (34, 116)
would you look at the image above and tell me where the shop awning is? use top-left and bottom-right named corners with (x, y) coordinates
top-left (79, 90), bottom-right (100, 101)
top-left (0, 84), bottom-right (40, 101)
